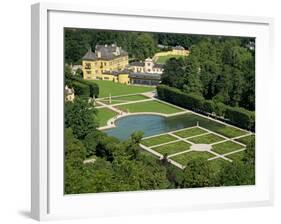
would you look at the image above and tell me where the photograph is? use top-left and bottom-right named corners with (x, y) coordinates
top-left (64, 28), bottom-right (256, 194)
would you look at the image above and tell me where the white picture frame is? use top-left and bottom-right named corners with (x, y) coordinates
top-left (31, 2), bottom-right (274, 221)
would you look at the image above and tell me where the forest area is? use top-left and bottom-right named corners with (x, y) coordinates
top-left (160, 37), bottom-right (255, 111)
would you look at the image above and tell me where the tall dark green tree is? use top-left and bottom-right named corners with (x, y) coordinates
top-left (65, 97), bottom-right (98, 139)
top-left (182, 158), bottom-right (213, 188)
top-left (216, 161), bottom-right (255, 186)
top-left (65, 64), bottom-right (73, 88)
top-left (182, 56), bottom-right (203, 95)
top-left (161, 57), bottom-right (186, 89)
top-left (132, 33), bottom-right (157, 60)
top-left (64, 128), bottom-right (87, 194)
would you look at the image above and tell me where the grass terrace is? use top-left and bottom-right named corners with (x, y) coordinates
top-left (97, 108), bottom-right (118, 127)
top-left (235, 135), bottom-right (255, 145)
top-left (152, 141), bottom-right (191, 156)
top-left (188, 133), bottom-right (225, 144)
top-left (216, 126), bottom-right (249, 138)
top-left (98, 94), bottom-right (150, 105)
top-left (170, 113), bottom-right (249, 138)
top-left (225, 151), bottom-right (245, 161)
top-left (141, 134), bottom-right (178, 147)
top-left (171, 151), bottom-right (214, 166)
top-left (116, 100), bottom-right (184, 114)
top-left (212, 141), bottom-right (243, 154)
top-left (89, 80), bottom-right (155, 98)
top-left (173, 127), bottom-right (207, 138)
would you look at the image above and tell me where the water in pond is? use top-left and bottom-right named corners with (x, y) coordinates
top-left (103, 113), bottom-right (225, 141)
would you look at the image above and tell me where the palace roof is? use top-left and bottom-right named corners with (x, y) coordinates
top-left (82, 44), bottom-right (128, 61)
top-left (129, 61), bottom-right (145, 67)
top-left (129, 61), bottom-right (163, 69)
top-left (129, 72), bottom-right (161, 80)
top-left (153, 63), bottom-right (164, 69)
top-left (82, 47), bottom-right (97, 60)
top-left (172, 45), bottom-right (185, 50)
top-left (102, 69), bottom-right (131, 76)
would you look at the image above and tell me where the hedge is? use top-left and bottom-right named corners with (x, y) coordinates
top-left (72, 81), bottom-right (90, 97)
top-left (71, 78), bottom-right (99, 98)
top-left (225, 106), bottom-right (255, 130)
top-left (157, 84), bottom-right (204, 112)
top-left (157, 85), bottom-right (255, 131)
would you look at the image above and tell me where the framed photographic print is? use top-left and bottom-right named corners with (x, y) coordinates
top-left (31, 2), bottom-right (274, 221)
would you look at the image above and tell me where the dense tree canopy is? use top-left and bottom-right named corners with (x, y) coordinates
top-left (161, 37), bottom-right (255, 111)
top-left (182, 158), bottom-right (214, 188)
top-left (65, 97), bottom-right (98, 139)
top-left (65, 127), bottom-right (170, 194)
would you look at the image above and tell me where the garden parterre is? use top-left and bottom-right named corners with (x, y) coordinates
top-left (140, 125), bottom-right (252, 170)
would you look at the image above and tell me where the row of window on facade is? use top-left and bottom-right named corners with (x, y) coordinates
top-left (134, 67), bottom-right (162, 73)
top-left (86, 69), bottom-right (126, 75)
top-left (85, 62), bottom-right (125, 70)
top-left (130, 78), bottom-right (159, 86)
top-left (85, 57), bottom-right (127, 69)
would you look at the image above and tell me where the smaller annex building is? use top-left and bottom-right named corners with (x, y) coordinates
top-left (65, 85), bottom-right (75, 102)
top-left (153, 45), bottom-right (189, 59)
top-left (129, 58), bottom-right (163, 74)
top-left (129, 73), bottom-right (161, 86)
top-left (101, 69), bottom-right (131, 84)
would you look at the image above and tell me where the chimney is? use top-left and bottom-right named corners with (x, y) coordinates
top-left (116, 47), bottom-right (120, 55)
top-left (97, 51), bottom-right (101, 58)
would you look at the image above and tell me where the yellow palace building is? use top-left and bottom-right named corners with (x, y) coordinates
top-left (82, 44), bottom-right (129, 82)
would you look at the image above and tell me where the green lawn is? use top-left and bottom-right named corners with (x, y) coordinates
top-left (156, 55), bottom-right (186, 64)
top-left (216, 126), bottom-right (249, 138)
top-left (212, 141), bottom-right (243, 154)
top-left (97, 108), bottom-right (118, 127)
top-left (141, 134), bottom-right (178, 147)
top-left (235, 135), bottom-right (255, 145)
top-left (98, 94), bottom-right (149, 105)
top-left (188, 133), bottom-right (225, 144)
top-left (173, 113), bottom-right (251, 138)
top-left (153, 141), bottom-right (191, 156)
top-left (173, 127), bottom-right (207, 138)
top-left (116, 100), bottom-right (184, 114)
top-left (170, 151), bottom-right (214, 166)
top-left (88, 80), bottom-right (155, 98)
top-left (226, 151), bottom-right (246, 161)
